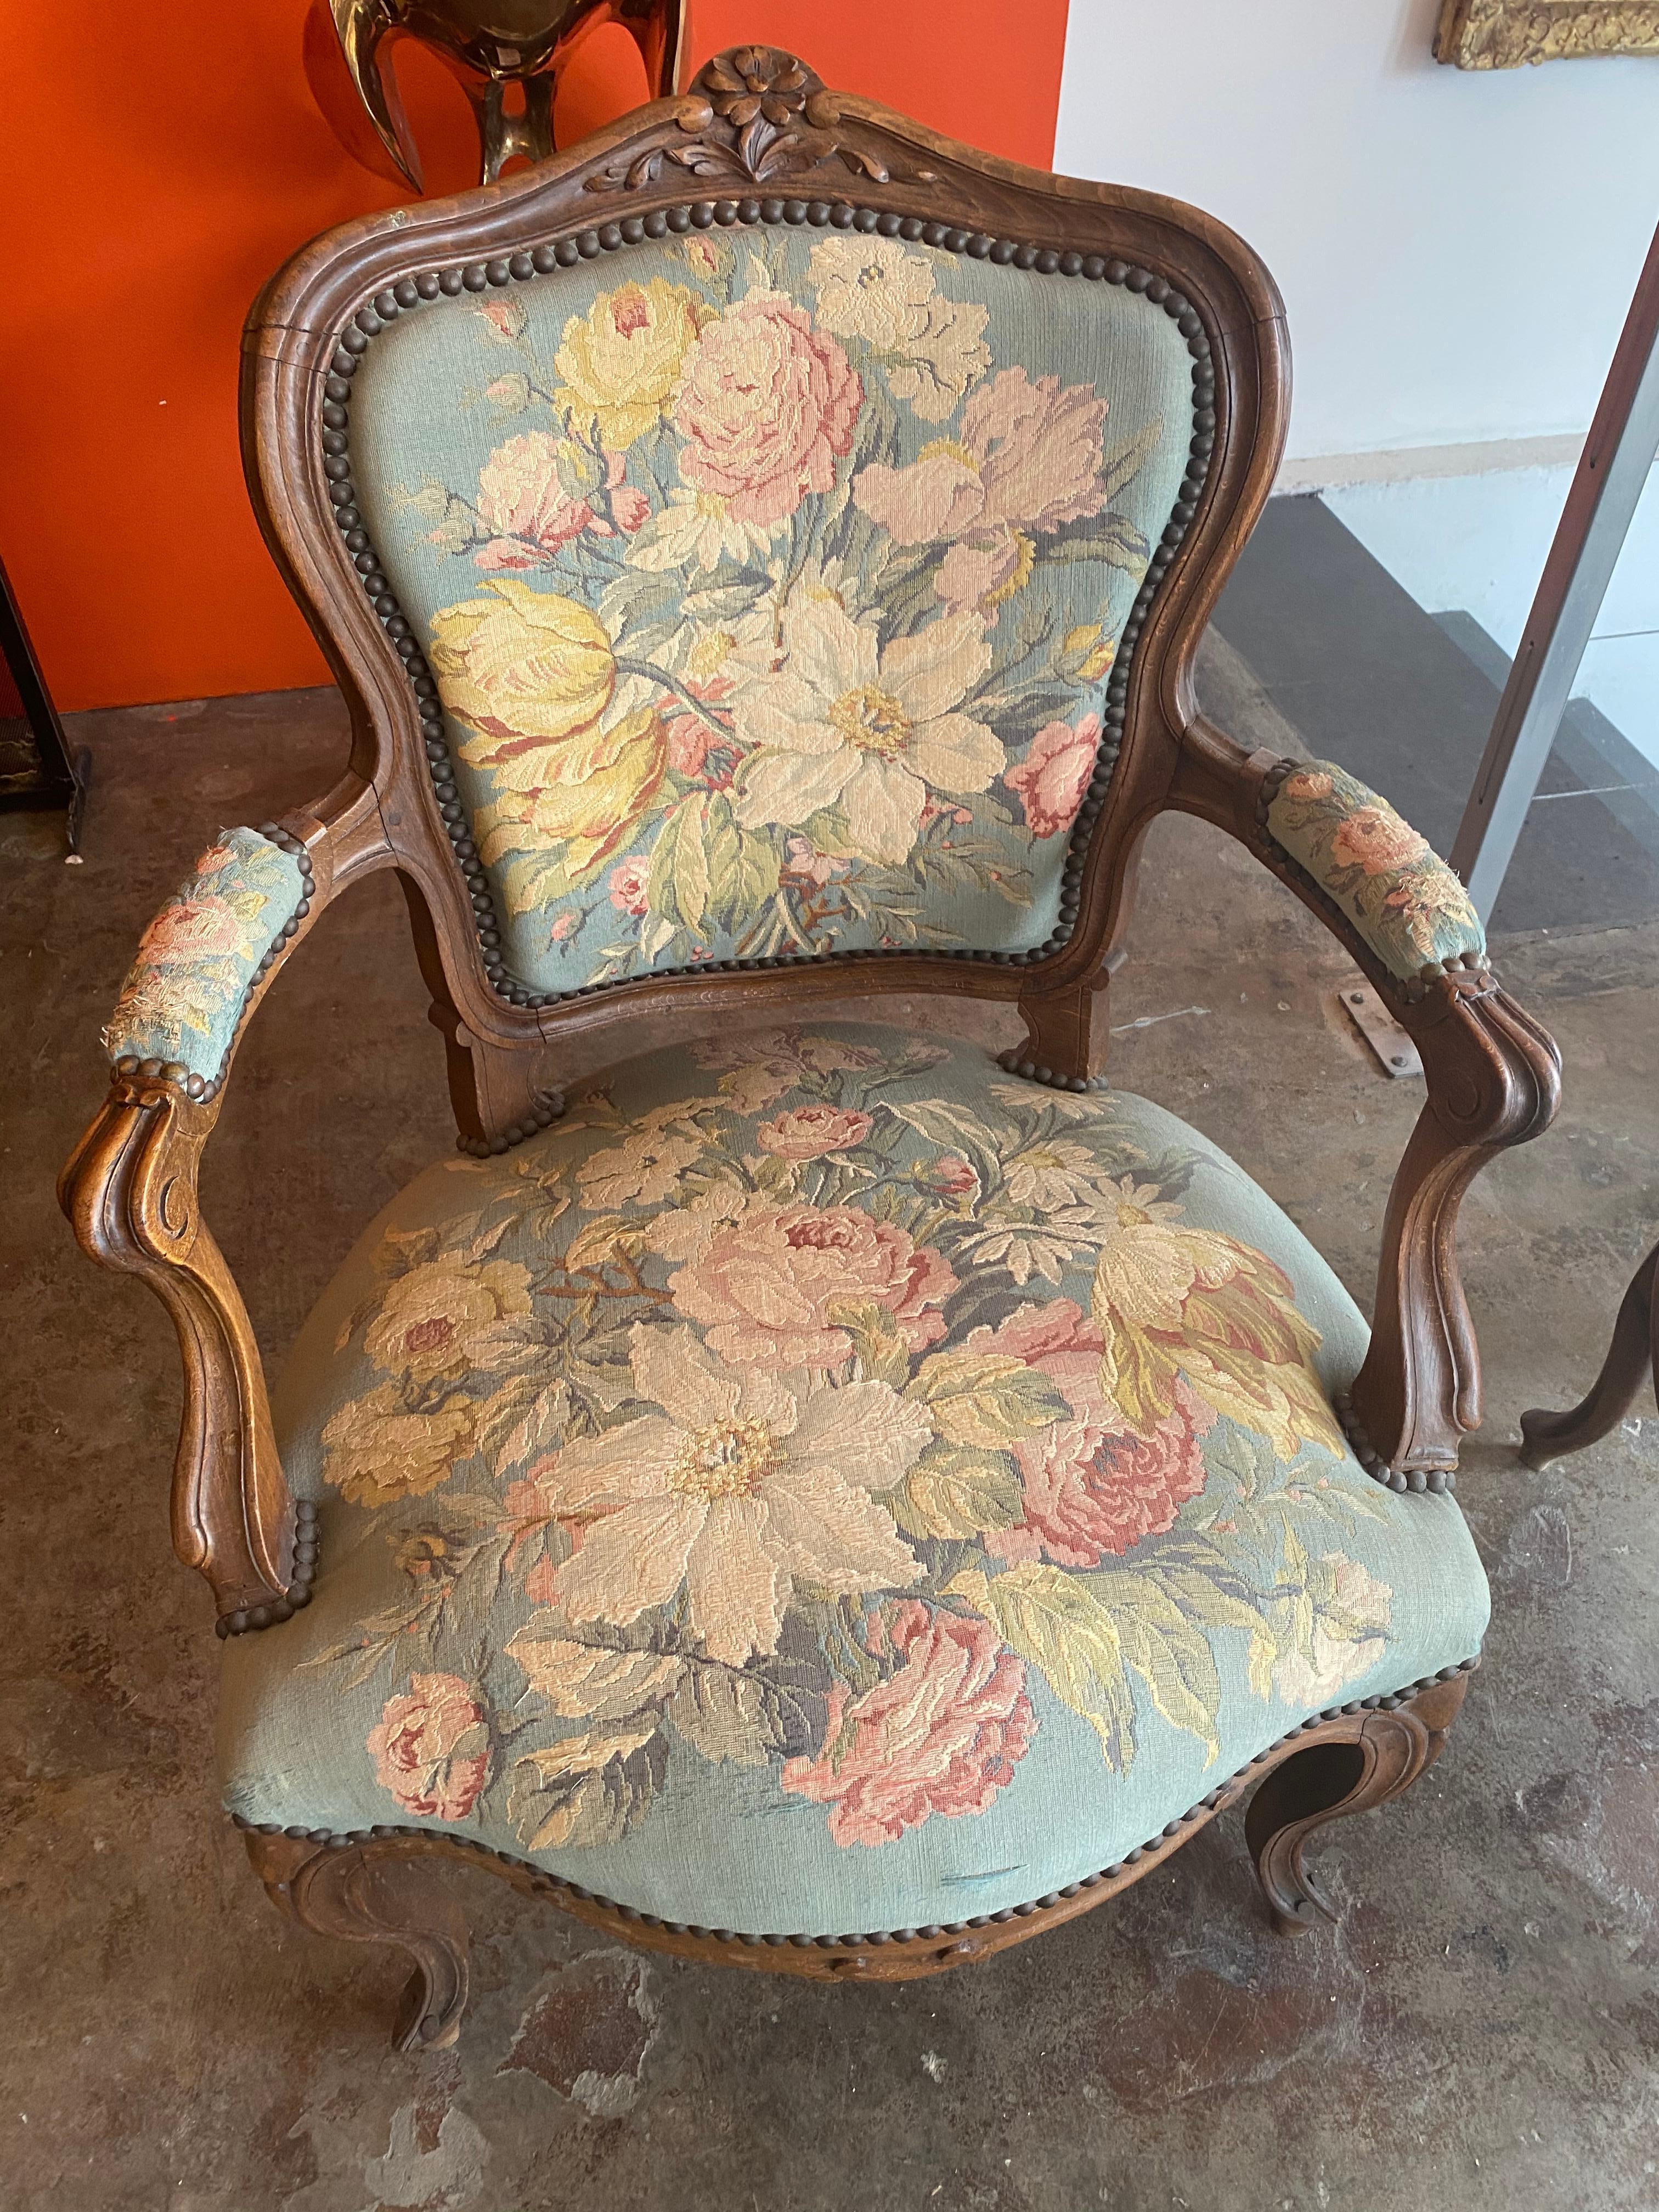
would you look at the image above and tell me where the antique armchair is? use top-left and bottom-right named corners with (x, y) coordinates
top-left (62, 48), bottom-right (1560, 2050)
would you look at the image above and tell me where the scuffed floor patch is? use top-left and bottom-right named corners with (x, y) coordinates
top-left (359, 2100), bottom-right (489, 2212)
top-left (496, 1951), bottom-right (660, 2116)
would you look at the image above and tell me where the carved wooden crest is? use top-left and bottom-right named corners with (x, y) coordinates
top-left (1435, 0), bottom-right (1659, 64)
top-left (584, 44), bottom-right (937, 193)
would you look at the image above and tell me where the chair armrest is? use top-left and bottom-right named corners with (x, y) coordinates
top-left (102, 824), bottom-right (314, 1096)
top-left (60, 806), bottom-right (375, 1629)
top-left (1171, 720), bottom-right (1560, 1480)
top-left (1261, 757), bottom-right (1486, 986)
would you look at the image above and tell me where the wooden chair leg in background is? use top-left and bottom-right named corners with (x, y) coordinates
top-left (1520, 1242), bottom-right (1659, 1471)
top-left (1245, 1675), bottom-right (1468, 1934)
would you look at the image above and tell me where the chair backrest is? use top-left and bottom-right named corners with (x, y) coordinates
top-left (246, 46), bottom-right (1284, 1057)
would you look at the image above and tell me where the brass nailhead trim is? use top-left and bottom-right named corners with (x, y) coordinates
top-left (321, 210), bottom-right (1218, 1009)
top-left (992, 1048), bottom-right (1110, 1094)
top-left (1333, 1387), bottom-right (1454, 1493)
top-left (230, 1657), bottom-right (1478, 1945)
top-left (216, 1497), bottom-right (321, 1637)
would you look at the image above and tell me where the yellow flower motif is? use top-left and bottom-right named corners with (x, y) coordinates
top-left (482, 704), bottom-right (668, 887)
top-left (1089, 1184), bottom-right (1344, 1464)
top-left (1062, 623), bottom-right (1117, 682)
top-left (555, 279), bottom-right (707, 450)
top-left (321, 1385), bottom-right (476, 1508)
top-left (428, 582), bottom-right (615, 762)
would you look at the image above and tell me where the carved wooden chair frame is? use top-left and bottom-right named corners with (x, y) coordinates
top-left (61, 48), bottom-right (1560, 2047)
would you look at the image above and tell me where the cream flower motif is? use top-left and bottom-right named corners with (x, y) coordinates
top-left (1271, 1558), bottom-right (1392, 1708)
top-left (733, 598), bottom-right (1002, 866)
top-left (1002, 1138), bottom-right (1120, 1211)
top-left (625, 487), bottom-right (781, 574)
top-left (809, 236), bottom-right (990, 422)
top-left (322, 1386), bottom-right (476, 1508)
top-left (364, 1254), bottom-right (534, 1382)
top-left (575, 1108), bottom-right (707, 1209)
top-left (538, 1328), bottom-right (928, 1663)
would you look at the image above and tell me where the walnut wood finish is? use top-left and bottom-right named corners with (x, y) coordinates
top-left (1171, 726), bottom-right (1561, 1479)
top-left (1520, 1240), bottom-right (1659, 1469)
top-left (58, 780), bottom-right (392, 1618)
top-left (1245, 1674), bottom-right (1465, 1932)
top-left (61, 49), bottom-right (1543, 2037)
top-left (240, 1672), bottom-right (1470, 2043)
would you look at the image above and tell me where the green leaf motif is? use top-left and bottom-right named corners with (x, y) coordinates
top-left (648, 791), bottom-right (777, 939)
top-left (507, 1722), bottom-right (664, 1852)
top-left (947, 1564), bottom-right (1135, 1769)
top-left (890, 1443), bottom-right (1022, 1541)
top-left (1096, 1570), bottom-right (1222, 1762)
top-left (910, 1349), bottom-right (1071, 1448)
top-left (825, 1296), bottom-right (911, 1388)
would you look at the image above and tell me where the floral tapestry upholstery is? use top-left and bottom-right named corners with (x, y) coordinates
top-left (103, 828), bottom-right (307, 1082)
top-left (220, 1024), bottom-right (1488, 1936)
top-left (346, 233), bottom-right (1194, 994)
top-left (1267, 761), bottom-right (1486, 980)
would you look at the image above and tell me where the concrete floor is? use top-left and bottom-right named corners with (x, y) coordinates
top-left (4, 639), bottom-right (1658, 2211)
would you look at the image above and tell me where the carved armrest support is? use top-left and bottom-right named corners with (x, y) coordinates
top-left (60, 794), bottom-right (387, 1626)
top-left (1173, 721), bottom-right (1561, 1479)
top-left (60, 1080), bottom-right (300, 1621)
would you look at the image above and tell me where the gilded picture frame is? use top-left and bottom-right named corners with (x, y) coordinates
top-left (1435, 0), bottom-right (1659, 65)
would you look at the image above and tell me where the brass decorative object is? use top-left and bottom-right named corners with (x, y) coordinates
top-left (303, 0), bottom-right (687, 190)
top-left (1435, 0), bottom-right (1659, 66)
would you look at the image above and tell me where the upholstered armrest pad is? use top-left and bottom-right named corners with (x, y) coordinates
top-left (1265, 760), bottom-right (1485, 981)
top-left (103, 827), bottom-right (309, 1084)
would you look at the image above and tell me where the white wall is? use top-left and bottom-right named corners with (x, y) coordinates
top-left (1054, 0), bottom-right (1659, 466)
top-left (1326, 462), bottom-right (1659, 763)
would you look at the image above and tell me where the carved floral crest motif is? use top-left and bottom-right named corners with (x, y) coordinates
top-left (584, 44), bottom-right (936, 193)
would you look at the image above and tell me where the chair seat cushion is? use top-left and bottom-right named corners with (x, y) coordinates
top-left (220, 1023), bottom-right (1488, 1938)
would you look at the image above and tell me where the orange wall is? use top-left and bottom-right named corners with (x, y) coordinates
top-left (0, 2), bottom-right (1068, 713)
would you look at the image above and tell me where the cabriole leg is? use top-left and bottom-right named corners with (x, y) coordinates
top-left (1244, 1675), bottom-right (1467, 1934)
top-left (244, 1829), bottom-right (471, 2051)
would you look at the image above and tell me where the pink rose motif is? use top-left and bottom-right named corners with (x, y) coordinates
top-left (781, 1600), bottom-right (1037, 1845)
top-left (674, 294), bottom-right (862, 528)
top-left (966, 1298), bottom-right (1111, 1425)
top-left (920, 1151), bottom-right (980, 1204)
top-left (989, 1385), bottom-right (1215, 1570)
top-left (549, 911), bottom-right (579, 943)
top-left (780, 834), bottom-right (850, 890)
top-left (854, 368), bottom-right (1110, 614)
top-left (608, 855), bottom-right (652, 915)
top-left (669, 1202), bottom-right (956, 1365)
top-left (1005, 713), bottom-right (1101, 839)
top-left (662, 675), bottom-right (735, 780)
top-left (1283, 769), bottom-right (1334, 802)
top-left (1330, 805), bottom-right (1429, 876)
top-left (366, 1672), bottom-right (490, 1820)
top-left (756, 1104), bottom-right (874, 1160)
top-left (475, 434), bottom-right (646, 569)
top-left (137, 895), bottom-right (244, 966)
top-left (476, 297), bottom-right (527, 343)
